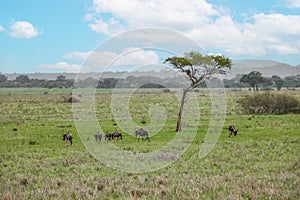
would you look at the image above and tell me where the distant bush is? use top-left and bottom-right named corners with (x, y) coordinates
top-left (29, 141), bottom-right (37, 145)
top-left (163, 89), bottom-right (171, 93)
top-left (238, 92), bottom-right (300, 114)
top-left (62, 96), bottom-right (80, 103)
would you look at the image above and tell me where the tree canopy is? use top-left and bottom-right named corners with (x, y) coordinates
top-left (165, 51), bottom-right (232, 131)
top-left (165, 51), bottom-right (232, 90)
top-left (240, 71), bottom-right (266, 91)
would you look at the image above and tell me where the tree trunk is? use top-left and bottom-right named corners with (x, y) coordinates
top-left (176, 89), bottom-right (188, 132)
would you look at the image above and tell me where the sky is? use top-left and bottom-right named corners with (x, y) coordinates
top-left (0, 0), bottom-right (300, 73)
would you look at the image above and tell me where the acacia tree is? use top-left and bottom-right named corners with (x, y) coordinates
top-left (0, 75), bottom-right (8, 83)
top-left (14, 75), bottom-right (31, 84)
top-left (165, 51), bottom-right (232, 132)
top-left (271, 75), bottom-right (284, 90)
top-left (240, 71), bottom-right (266, 91)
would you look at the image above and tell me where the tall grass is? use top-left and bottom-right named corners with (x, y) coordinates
top-left (0, 88), bottom-right (299, 199)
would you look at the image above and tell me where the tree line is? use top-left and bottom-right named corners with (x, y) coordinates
top-left (0, 71), bottom-right (299, 90)
top-left (224, 71), bottom-right (300, 90)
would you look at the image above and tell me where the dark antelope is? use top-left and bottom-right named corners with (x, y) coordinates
top-left (105, 132), bottom-right (113, 141)
top-left (112, 131), bottom-right (122, 141)
top-left (94, 132), bottom-right (102, 142)
top-left (63, 133), bottom-right (73, 145)
top-left (228, 125), bottom-right (238, 137)
top-left (135, 128), bottom-right (149, 141)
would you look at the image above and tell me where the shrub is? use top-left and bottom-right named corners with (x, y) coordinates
top-left (62, 96), bottom-right (80, 103)
top-left (163, 89), bottom-right (170, 93)
top-left (237, 92), bottom-right (300, 114)
top-left (29, 141), bottom-right (37, 145)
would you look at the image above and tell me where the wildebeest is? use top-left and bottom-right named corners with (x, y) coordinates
top-left (63, 133), bottom-right (73, 145)
top-left (112, 131), bottom-right (122, 141)
top-left (94, 132), bottom-right (102, 142)
top-left (104, 132), bottom-right (113, 141)
top-left (135, 128), bottom-right (149, 141)
top-left (228, 125), bottom-right (238, 137)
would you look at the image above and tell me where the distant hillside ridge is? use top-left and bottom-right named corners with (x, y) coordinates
top-left (1, 70), bottom-right (179, 80)
top-left (2, 59), bottom-right (299, 80)
top-left (225, 59), bottom-right (300, 79)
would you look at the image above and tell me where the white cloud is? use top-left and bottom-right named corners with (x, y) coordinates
top-left (88, 17), bottom-right (126, 35)
top-left (0, 25), bottom-right (5, 32)
top-left (8, 21), bottom-right (43, 39)
top-left (267, 43), bottom-right (299, 54)
top-left (64, 51), bottom-right (92, 60)
top-left (44, 48), bottom-right (159, 72)
top-left (38, 62), bottom-right (83, 72)
top-left (113, 47), bottom-right (159, 67)
top-left (252, 14), bottom-right (300, 36)
top-left (115, 28), bottom-right (199, 48)
top-left (188, 13), bottom-right (300, 56)
top-left (64, 51), bottom-right (118, 70)
top-left (286, 0), bottom-right (300, 8)
top-left (87, 0), bottom-right (219, 35)
top-left (85, 0), bottom-right (300, 58)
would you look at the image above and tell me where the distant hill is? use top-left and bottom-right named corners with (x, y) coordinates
top-left (2, 72), bottom-right (122, 81)
top-left (232, 59), bottom-right (282, 68)
top-left (2, 59), bottom-right (300, 80)
top-left (224, 59), bottom-right (300, 79)
top-left (1, 70), bottom-right (176, 80)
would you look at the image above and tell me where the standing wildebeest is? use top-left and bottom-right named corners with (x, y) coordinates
top-left (63, 133), bottom-right (73, 145)
top-left (112, 131), bottom-right (122, 141)
top-left (135, 128), bottom-right (149, 141)
top-left (104, 132), bottom-right (113, 141)
top-left (228, 125), bottom-right (238, 137)
top-left (94, 132), bottom-right (102, 142)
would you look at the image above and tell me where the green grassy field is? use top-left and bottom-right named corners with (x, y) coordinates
top-left (0, 88), bottom-right (299, 199)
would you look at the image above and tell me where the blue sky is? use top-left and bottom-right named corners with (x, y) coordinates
top-left (0, 0), bottom-right (300, 73)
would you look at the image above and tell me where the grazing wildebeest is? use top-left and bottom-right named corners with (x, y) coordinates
top-left (63, 133), bottom-right (73, 145)
top-left (94, 132), bottom-right (102, 142)
top-left (228, 125), bottom-right (238, 137)
top-left (135, 128), bottom-right (149, 141)
top-left (105, 132), bottom-right (113, 141)
top-left (112, 131), bottom-right (122, 141)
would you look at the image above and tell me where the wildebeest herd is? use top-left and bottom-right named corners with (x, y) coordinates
top-left (93, 128), bottom-right (149, 142)
top-left (63, 126), bottom-right (238, 145)
top-left (95, 130), bottom-right (123, 142)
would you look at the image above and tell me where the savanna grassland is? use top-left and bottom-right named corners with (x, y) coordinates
top-left (0, 88), bottom-right (299, 199)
